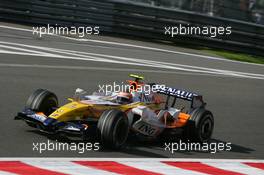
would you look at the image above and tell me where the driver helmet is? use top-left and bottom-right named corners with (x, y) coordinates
top-left (116, 91), bottom-right (133, 104)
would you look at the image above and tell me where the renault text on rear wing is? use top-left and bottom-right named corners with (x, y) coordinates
top-left (155, 86), bottom-right (198, 101)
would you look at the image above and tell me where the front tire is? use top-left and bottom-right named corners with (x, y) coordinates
top-left (97, 109), bottom-right (129, 149)
top-left (26, 89), bottom-right (58, 116)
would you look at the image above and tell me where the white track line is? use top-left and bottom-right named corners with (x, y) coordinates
top-left (119, 160), bottom-right (206, 175)
top-left (23, 160), bottom-right (118, 175)
top-left (0, 25), bottom-right (32, 32)
top-left (0, 41), bottom-right (264, 80)
top-left (1, 24), bottom-right (263, 67)
top-left (1, 48), bottom-right (263, 80)
top-left (0, 171), bottom-right (16, 175)
top-left (55, 48), bottom-right (264, 78)
top-left (204, 161), bottom-right (264, 175)
top-left (0, 63), bottom-right (226, 77)
top-left (0, 44), bottom-right (56, 56)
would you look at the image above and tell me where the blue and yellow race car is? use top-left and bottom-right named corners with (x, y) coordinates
top-left (15, 75), bottom-right (214, 149)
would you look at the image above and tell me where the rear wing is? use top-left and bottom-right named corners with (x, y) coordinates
top-left (154, 86), bottom-right (205, 108)
top-left (155, 86), bottom-right (198, 101)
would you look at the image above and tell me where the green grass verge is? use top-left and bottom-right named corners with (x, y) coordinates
top-left (204, 49), bottom-right (264, 64)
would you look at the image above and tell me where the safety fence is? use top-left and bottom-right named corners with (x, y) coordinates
top-left (0, 0), bottom-right (264, 56)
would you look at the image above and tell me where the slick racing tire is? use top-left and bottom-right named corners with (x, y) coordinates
top-left (26, 89), bottom-right (58, 116)
top-left (97, 109), bottom-right (129, 149)
top-left (185, 108), bottom-right (214, 143)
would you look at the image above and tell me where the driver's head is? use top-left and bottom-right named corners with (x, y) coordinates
top-left (116, 91), bottom-right (132, 104)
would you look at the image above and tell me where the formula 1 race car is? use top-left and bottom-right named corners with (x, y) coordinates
top-left (15, 75), bottom-right (214, 149)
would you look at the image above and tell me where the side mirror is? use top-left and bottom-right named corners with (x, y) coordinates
top-left (75, 88), bottom-right (86, 95)
top-left (74, 88), bottom-right (87, 101)
top-left (67, 98), bottom-right (74, 102)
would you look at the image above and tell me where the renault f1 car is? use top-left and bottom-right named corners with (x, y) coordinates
top-left (15, 75), bottom-right (214, 149)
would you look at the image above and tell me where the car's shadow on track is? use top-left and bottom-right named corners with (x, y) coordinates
top-left (27, 130), bottom-right (170, 157)
top-left (27, 130), bottom-right (255, 157)
top-left (99, 138), bottom-right (255, 157)
top-left (210, 139), bottom-right (255, 154)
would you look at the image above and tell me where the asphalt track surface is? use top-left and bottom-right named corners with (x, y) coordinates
top-left (0, 23), bottom-right (264, 158)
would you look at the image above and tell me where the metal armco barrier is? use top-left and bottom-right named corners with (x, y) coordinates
top-left (0, 0), bottom-right (264, 56)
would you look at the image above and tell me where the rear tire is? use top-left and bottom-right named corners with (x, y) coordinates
top-left (97, 109), bottom-right (129, 149)
top-left (26, 89), bottom-right (58, 116)
top-left (185, 108), bottom-right (214, 142)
